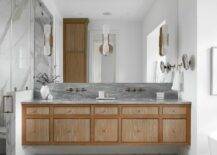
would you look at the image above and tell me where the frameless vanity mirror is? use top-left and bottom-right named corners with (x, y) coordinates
top-left (35, 0), bottom-right (180, 84)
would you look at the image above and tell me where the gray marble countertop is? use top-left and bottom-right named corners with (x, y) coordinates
top-left (22, 98), bottom-right (191, 105)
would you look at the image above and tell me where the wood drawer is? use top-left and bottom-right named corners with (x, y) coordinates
top-left (53, 106), bottom-right (90, 115)
top-left (94, 107), bottom-right (118, 115)
top-left (26, 107), bottom-right (50, 115)
top-left (122, 106), bottom-right (159, 115)
top-left (163, 107), bottom-right (186, 115)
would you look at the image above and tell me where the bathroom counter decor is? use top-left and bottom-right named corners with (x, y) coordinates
top-left (21, 101), bottom-right (191, 145)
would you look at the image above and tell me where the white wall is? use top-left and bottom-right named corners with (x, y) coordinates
top-left (88, 20), bottom-right (143, 83)
top-left (42, 0), bottom-right (63, 82)
top-left (197, 0), bottom-right (217, 155)
top-left (178, 0), bottom-right (197, 155)
top-left (142, 0), bottom-right (178, 82)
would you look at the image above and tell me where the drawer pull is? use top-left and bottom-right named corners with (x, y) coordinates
top-left (67, 109), bottom-right (72, 113)
top-left (67, 130), bottom-right (71, 134)
top-left (32, 110), bottom-right (37, 113)
top-left (101, 110), bottom-right (106, 113)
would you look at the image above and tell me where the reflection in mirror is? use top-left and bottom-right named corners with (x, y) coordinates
top-left (147, 21), bottom-right (168, 83)
top-left (59, 0), bottom-right (179, 84)
top-left (90, 33), bottom-right (116, 83)
top-left (34, 0), bottom-right (54, 87)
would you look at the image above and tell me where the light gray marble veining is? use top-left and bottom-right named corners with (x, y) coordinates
top-left (34, 83), bottom-right (178, 101)
top-left (34, 0), bottom-right (54, 89)
top-left (23, 98), bottom-right (190, 105)
top-left (0, 0), bottom-right (35, 154)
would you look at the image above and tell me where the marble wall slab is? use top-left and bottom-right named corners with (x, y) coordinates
top-left (34, 83), bottom-right (178, 100)
top-left (11, 0), bottom-right (34, 92)
top-left (34, 0), bottom-right (54, 88)
top-left (0, 0), bottom-right (34, 94)
top-left (0, 0), bottom-right (34, 154)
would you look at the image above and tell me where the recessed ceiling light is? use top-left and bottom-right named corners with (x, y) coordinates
top-left (102, 12), bottom-right (112, 16)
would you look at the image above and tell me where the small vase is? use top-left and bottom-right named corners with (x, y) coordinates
top-left (40, 85), bottom-right (50, 100)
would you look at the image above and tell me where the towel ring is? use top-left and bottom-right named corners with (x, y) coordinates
top-left (160, 61), bottom-right (175, 73)
top-left (160, 54), bottom-right (195, 73)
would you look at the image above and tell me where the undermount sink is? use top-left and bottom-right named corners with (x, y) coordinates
top-left (125, 98), bottom-right (155, 101)
top-left (96, 97), bottom-right (116, 100)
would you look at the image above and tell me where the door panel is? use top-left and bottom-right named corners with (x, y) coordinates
top-left (94, 119), bottom-right (118, 142)
top-left (54, 119), bottom-right (90, 143)
top-left (63, 19), bottom-right (88, 83)
top-left (163, 119), bottom-right (186, 143)
top-left (25, 119), bottom-right (50, 143)
top-left (122, 119), bottom-right (158, 143)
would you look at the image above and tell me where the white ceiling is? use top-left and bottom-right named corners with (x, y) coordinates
top-left (53, 0), bottom-right (156, 21)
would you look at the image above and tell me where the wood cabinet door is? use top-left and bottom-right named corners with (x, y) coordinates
top-left (63, 19), bottom-right (88, 83)
top-left (94, 119), bottom-right (118, 143)
top-left (122, 119), bottom-right (158, 143)
top-left (25, 119), bottom-right (50, 143)
top-left (54, 119), bottom-right (90, 143)
top-left (163, 119), bottom-right (187, 143)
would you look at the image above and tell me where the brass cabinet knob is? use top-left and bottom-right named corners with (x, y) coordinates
top-left (32, 109), bottom-right (37, 114)
top-left (136, 129), bottom-right (141, 133)
top-left (102, 129), bottom-right (106, 133)
top-left (67, 109), bottom-right (72, 113)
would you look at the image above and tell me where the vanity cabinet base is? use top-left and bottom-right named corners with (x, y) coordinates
top-left (22, 104), bottom-right (191, 145)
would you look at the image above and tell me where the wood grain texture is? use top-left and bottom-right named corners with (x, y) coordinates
top-left (94, 119), bottom-right (118, 142)
top-left (163, 119), bottom-right (186, 143)
top-left (54, 106), bottom-right (90, 115)
top-left (22, 104), bottom-right (191, 145)
top-left (54, 119), bottom-right (90, 142)
top-left (122, 107), bottom-right (159, 115)
top-left (122, 119), bottom-right (158, 143)
top-left (26, 107), bottom-right (50, 115)
top-left (64, 52), bottom-right (86, 83)
top-left (163, 107), bottom-right (186, 115)
top-left (94, 107), bottom-right (118, 115)
top-left (65, 23), bottom-right (85, 53)
top-left (63, 18), bottom-right (88, 83)
top-left (25, 119), bottom-right (50, 142)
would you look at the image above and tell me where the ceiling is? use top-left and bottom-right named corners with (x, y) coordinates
top-left (53, 0), bottom-right (156, 21)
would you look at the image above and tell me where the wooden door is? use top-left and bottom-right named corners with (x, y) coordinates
top-left (122, 119), bottom-right (158, 143)
top-left (53, 119), bottom-right (90, 143)
top-left (63, 18), bottom-right (89, 83)
top-left (163, 119), bottom-right (187, 143)
top-left (94, 119), bottom-right (118, 143)
top-left (25, 119), bottom-right (50, 143)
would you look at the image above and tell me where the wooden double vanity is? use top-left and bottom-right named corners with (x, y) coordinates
top-left (22, 102), bottom-right (191, 145)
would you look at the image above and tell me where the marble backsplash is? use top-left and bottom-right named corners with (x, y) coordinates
top-left (34, 83), bottom-right (178, 100)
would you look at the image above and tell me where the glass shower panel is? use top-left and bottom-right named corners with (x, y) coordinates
top-left (11, 0), bottom-right (34, 91)
top-left (0, 0), bottom-right (12, 126)
top-left (0, 0), bottom-right (12, 154)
